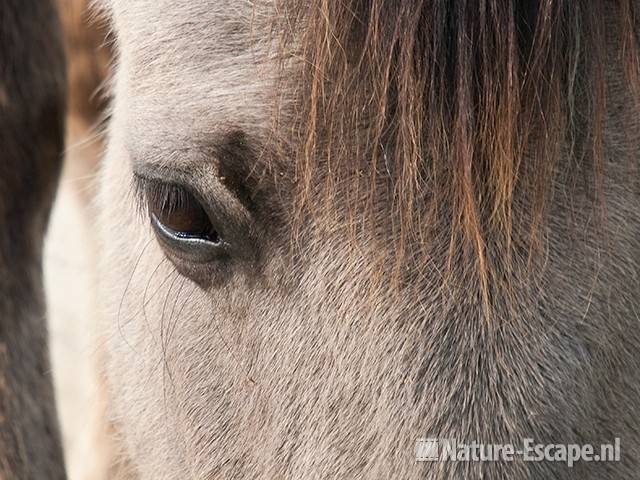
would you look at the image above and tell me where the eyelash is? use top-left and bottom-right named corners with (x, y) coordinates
top-left (133, 176), bottom-right (197, 219)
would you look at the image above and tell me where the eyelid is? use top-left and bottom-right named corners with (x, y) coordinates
top-left (150, 212), bottom-right (230, 264)
top-left (132, 167), bottom-right (245, 221)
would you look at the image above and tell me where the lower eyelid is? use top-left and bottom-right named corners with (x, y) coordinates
top-left (151, 213), bottom-right (227, 261)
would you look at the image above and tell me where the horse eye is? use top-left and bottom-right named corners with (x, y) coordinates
top-left (145, 183), bottom-right (226, 262)
top-left (151, 190), bottom-right (219, 244)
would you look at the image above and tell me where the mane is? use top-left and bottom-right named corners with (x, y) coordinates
top-left (282, 0), bottom-right (640, 310)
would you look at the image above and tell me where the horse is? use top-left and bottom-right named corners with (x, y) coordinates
top-left (0, 1), bottom-right (67, 478)
top-left (92, 0), bottom-right (640, 478)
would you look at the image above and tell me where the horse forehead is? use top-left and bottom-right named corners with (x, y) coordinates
top-left (110, 0), bottom-right (277, 82)
top-left (109, 0), bottom-right (275, 40)
top-left (109, 0), bottom-right (281, 147)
